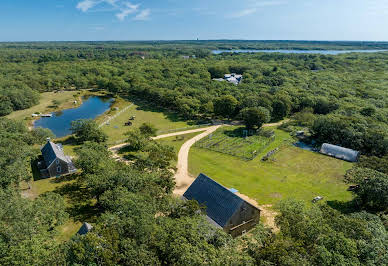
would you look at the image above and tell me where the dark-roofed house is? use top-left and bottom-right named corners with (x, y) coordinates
top-left (77, 222), bottom-right (93, 235)
top-left (39, 139), bottom-right (77, 178)
top-left (183, 173), bottom-right (261, 237)
top-left (320, 143), bottom-right (360, 162)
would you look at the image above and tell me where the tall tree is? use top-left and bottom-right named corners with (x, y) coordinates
top-left (71, 119), bottom-right (107, 143)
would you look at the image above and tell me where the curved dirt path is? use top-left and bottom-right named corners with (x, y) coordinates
top-left (173, 125), bottom-right (222, 195)
top-left (109, 127), bottom-right (213, 152)
top-left (109, 127), bottom-right (214, 163)
top-left (110, 122), bottom-right (283, 230)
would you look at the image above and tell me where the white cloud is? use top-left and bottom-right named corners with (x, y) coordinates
top-left (76, 0), bottom-right (148, 21)
top-left (228, 8), bottom-right (257, 18)
top-left (227, 1), bottom-right (286, 18)
top-left (133, 9), bottom-right (150, 21)
top-left (77, 0), bottom-right (99, 12)
top-left (116, 3), bottom-right (139, 21)
top-left (253, 1), bottom-right (286, 7)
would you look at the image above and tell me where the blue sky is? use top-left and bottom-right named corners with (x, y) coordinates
top-left (1, 0), bottom-right (388, 41)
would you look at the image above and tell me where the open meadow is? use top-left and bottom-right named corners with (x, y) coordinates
top-left (96, 98), bottom-right (192, 145)
top-left (6, 90), bottom-right (81, 121)
top-left (189, 127), bottom-right (353, 206)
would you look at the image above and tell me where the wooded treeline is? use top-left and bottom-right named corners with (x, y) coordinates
top-left (1, 44), bottom-right (387, 157)
top-left (0, 43), bottom-right (387, 265)
top-left (0, 117), bottom-right (387, 265)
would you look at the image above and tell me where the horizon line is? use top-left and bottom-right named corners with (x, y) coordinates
top-left (1, 39), bottom-right (388, 43)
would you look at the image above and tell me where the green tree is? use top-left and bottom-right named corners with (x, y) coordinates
top-left (0, 96), bottom-right (13, 116)
top-left (0, 118), bottom-right (35, 188)
top-left (240, 107), bottom-right (271, 129)
top-left (30, 127), bottom-right (55, 145)
top-left (75, 142), bottom-right (111, 175)
top-left (0, 189), bottom-right (68, 265)
top-left (213, 95), bottom-right (238, 119)
top-left (355, 175), bottom-right (388, 211)
top-left (139, 122), bottom-right (158, 138)
top-left (71, 119), bottom-right (107, 143)
top-left (125, 128), bottom-right (149, 151)
top-left (271, 99), bottom-right (289, 120)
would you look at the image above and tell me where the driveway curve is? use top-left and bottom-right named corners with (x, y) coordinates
top-left (172, 125), bottom-right (221, 195)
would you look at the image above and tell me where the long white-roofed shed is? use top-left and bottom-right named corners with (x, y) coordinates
top-left (320, 143), bottom-right (360, 162)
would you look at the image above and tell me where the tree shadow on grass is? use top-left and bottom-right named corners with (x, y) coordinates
top-left (54, 179), bottom-right (100, 223)
top-left (223, 127), bottom-right (245, 138)
top-left (31, 157), bottom-right (44, 181)
top-left (326, 199), bottom-right (360, 214)
top-left (51, 173), bottom-right (79, 183)
top-left (58, 135), bottom-right (77, 146)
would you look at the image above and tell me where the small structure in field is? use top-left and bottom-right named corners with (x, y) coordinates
top-left (183, 173), bottom-right (261, 237)
top-left (320, 143), bottom-right (360, 162)
top-left (77, 222), bottom-right (93, 235)
top-left (39, 139), bottom-right (77, 178)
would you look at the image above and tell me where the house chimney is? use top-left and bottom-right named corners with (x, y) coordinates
top-left (46, 137), bottom-right (51, 142)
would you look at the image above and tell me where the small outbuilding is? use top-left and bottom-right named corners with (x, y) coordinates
top-left (183, 173), bottom-right (261, 237)
top-left (77, 222), bottom-right (93, 235)
top-left (320, 143), bottom-right (360, 162)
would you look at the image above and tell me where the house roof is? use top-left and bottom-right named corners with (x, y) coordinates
top-left (41, 140), bottom-right (70, 166)
top-left (320, 143), bottom-right (360, 162)
top-left (183, 173), bottom-right (255, 228)
top-left (77, 222), bottom-right (93, 235)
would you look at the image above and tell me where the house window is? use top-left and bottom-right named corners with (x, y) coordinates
top-left (56, 159), bottom-right (60, 165)
top-left (57, 166), bottom-right (61, 173)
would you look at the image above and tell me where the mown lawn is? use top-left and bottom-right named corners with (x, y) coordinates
top-left (97, 98), bottom-right (190, 145)
top-left (6, 90), bottom-right (81, 121)
top-left (189, 128), bottom-right (353, 205)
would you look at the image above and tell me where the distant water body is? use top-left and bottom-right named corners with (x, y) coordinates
top-left (212, 49), bottom-right (388, 55)
top-left (34, 96), bottom-right (113, 138)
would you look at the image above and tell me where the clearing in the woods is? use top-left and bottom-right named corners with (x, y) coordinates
top-left (189, 127), bottom-right (353, 206)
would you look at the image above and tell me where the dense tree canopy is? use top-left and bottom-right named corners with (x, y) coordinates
top-left (0, 42), bottom-right (387, 265)
top-left (71, 119), bottom-right (107, 143)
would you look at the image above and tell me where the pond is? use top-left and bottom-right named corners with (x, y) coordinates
top-left (212, 49), bottom-right (388, 55)
top-left (34, 96), bottom-right (114, 138)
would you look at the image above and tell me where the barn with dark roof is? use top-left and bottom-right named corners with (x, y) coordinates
top-left (39, 139), bottom-right (77, 178)
top-left (320, 143), bottom-right (360, 162)
top-left (183, 173), bottom-right (261, 237)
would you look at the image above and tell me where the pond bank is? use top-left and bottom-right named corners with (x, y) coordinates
top-left (34, 95), bottom-right (114, 138)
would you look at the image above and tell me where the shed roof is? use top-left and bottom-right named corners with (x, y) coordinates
top-left (183, 173), bottom-right (255, 227)
top-left (77, 222), bottom-right (93, 235)
top-left (320, 143), bottom-right (360, 162)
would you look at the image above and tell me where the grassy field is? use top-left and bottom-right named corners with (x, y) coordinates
top-left (97, 98), bottom-right (190, 145)
top-left (6, 90), bottom-right (81, 121)
top-left (189, 128), bottom-right (353, 205)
